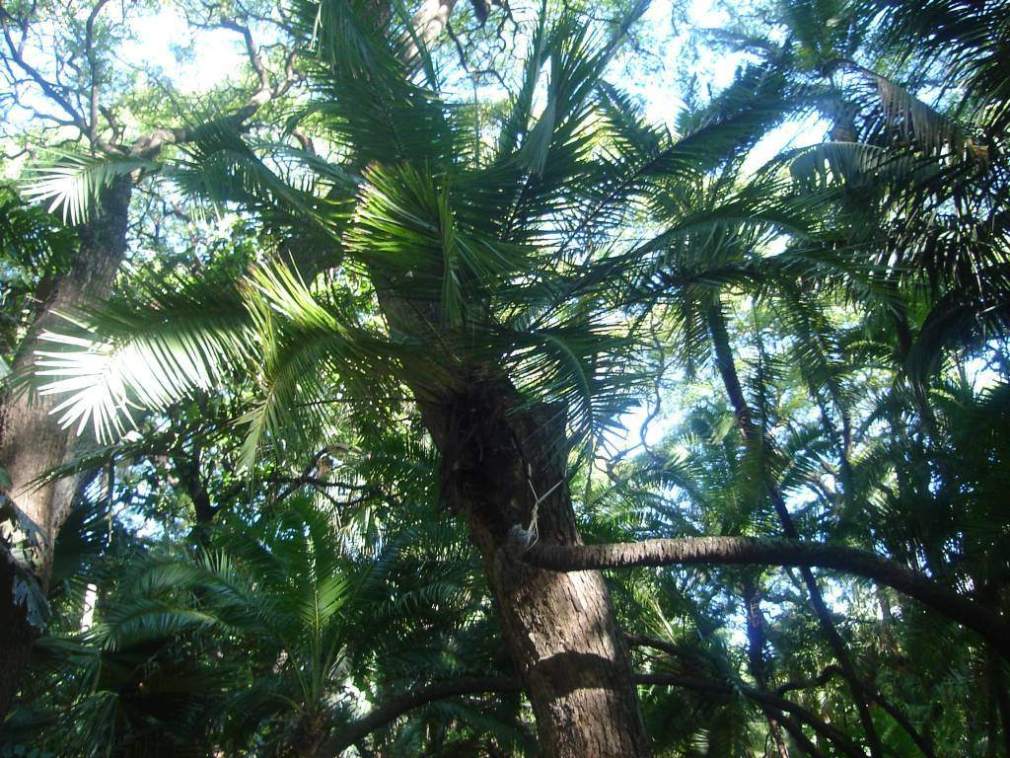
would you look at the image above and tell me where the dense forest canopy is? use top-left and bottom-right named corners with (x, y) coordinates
top-left (0, 0), bottom-right (1008, 754)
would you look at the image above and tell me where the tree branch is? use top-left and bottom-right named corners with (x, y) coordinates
top-left (321, 676), bottom-right (521, 754)
top-left (219, 18), bottom-right (271, 103)
top-left (1, 22), bottom-right (86, 132)
top-left (84, 0), bottom-right (112, 143)
top-left (634, 630), bottom-right (935, 757)
top-left (127, 18), bottom-right (281, 158)
top-left (318, 671), bottom-right (864, 756)
top-left (775, 664), bottom-right (843, 697)
top-left (705, 298), bottom-right (885, 757)
top-left (521, 535), bottom-right (1010, 658)
top-left (637, 673), bottom-right (863, 758)
top-left (774, 664), bottom-right (935, 757)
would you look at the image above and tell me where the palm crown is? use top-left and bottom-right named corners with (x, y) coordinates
top-left (31, 1), bottom-right (794, 471)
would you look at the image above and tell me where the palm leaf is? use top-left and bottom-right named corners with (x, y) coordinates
top-left (32, 274), bottom-right (253, 440)
top-left (22, 151), bottom-right (155, 225)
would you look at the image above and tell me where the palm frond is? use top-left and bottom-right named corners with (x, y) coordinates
top-left (33, 273), bottom-right (253, 440)
top-left (22, 151), bottom-right (155, 225)
top-left (507, 317), bottom-right (646, 452)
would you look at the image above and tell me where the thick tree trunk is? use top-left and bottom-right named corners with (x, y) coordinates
top-left (361, 7), bottom-right (650, 743)
top-left (0, 177), bottom-right (132, 717)
top-left (421, 376), bottom-right (651, 757)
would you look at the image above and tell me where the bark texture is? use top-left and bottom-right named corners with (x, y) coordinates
top-left (371, 243), bottom-right (651, 753)
top-left (0, 177), bottom-right (132, 716)
top-left (355, 4), bottom-right (651, 749)
top-left (394, 299), bottom-right (654, 745)
top-left (421, 377), bottom-right (651, 757)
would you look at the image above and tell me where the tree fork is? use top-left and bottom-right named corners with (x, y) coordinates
top-left (425, 379), bottom-right (651, 757)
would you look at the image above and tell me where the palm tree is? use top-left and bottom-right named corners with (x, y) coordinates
top-left (718, 0), bottom-right (1010, 382)
top-left (27, 0), bottom-right (1010, 752)
top-left (25, 2), bottom-right (781, 748)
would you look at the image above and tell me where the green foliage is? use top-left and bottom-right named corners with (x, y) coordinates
top-left (4, 0), bottom-right (1010, 754)
top-left (22, 153), bottom-right (156, 226)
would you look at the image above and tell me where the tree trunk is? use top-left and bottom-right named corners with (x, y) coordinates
top-left (357, 8), bottom-right (649, 744)
top-left (705, 300), bottom-right (884, 757)
top-left (743, 578), bottom-right (791, 758)
top-left (422, 375), bottom-right (651, 757)
top-left (0, 176), bottom-right (132, 717)
top-left (0, 550), bottom-right (35, 718)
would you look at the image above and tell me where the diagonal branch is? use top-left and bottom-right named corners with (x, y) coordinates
top-left (774, 664), bottom-right (936, 757)
top-left (317, 670), bottom-right (865, 756)
top-left (707, 296), bottom-right (906, 758)
top-left (636, 673), bottom-right (863, 758)
top-left (632, 629), bottom-right (935, 757)
top-left (1, 21), bottom-right (86, 132)
top-left (128, 18), bottom-right (286, 159)
top-left (219, 18), bottom-right (272, 103)
top-left (320, 676), bottom-right (521, 754)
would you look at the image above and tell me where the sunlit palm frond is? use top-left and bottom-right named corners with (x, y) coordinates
top-left (33, 275), bottom-right (254, 440)
top-left (22, 151), bottom-right (156, 225)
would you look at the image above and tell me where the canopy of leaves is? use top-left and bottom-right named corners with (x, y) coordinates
top-left (2, 0), bottom-right (1009, 754)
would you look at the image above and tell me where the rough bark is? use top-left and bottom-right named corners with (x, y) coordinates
top-left (706, 301), bottom-right (884, 756)
top-left (367, 224), bottom-right (651, 755)
top-left (521, 535), bottom-right (1010, 659)
top-left (418, 376), bottom-right (651, 757)
top-left (0, 177), bottom-right (132, 716)
top-left (342, 4), bottom-right (651, 747)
